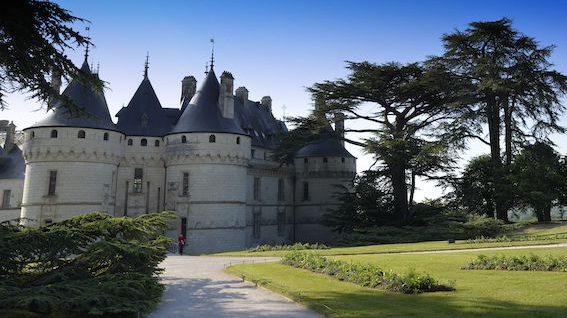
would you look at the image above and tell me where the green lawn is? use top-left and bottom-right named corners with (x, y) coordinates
top-left (226, 247), bottom-right (567, 318)
top-left (216, 238), bottom-right (567, 257)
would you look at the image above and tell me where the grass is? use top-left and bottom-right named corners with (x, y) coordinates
top-left (226, 247), bottom-right (567, 318)
top-left (215, 222), bottom-right (567, 257)
top-left (216, 238), bottom-right (567, 257)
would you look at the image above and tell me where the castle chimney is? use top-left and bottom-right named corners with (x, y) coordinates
top-left (334, 112), bottom-right (345, 147)
top-left (48, 69), bottom-right (62, 109)
top-left (219, 71), bottom-right (234, 119)
top-left (235, 86), bottom-right (249, 103)
top-left (4, 121), bottom-right (16, 153)
top-left (261, 96), bottom-right (272, 113)
top-left (181, 75), bottom-right (197, 104)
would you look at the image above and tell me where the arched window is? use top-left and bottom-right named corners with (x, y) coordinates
top-left (236, 137), bottom-right (240, 144)
top-left (181, 135), bottom-right (187, 143)
top-left (155, 140), bottom-right (160, 147)
top-left (77, 130), bottom-right (86, 139)
top-left (127, 139), bottom-right (133, 146)
top-left (141, 138), bottom-right (147, 147)
top-left (103, 132), bottom-right (109, 141)
top-left (50, 130), bottom-right (58, 138)
top-left (30, 131), bottom-right (35, 139)
top-left (209, 134), bottom-right (216, 143)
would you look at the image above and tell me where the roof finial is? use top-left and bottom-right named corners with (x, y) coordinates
top-left (209, 38), bottom-right (215, 71)
top-left (144, 51), bottom-right (149, 79)
top-left (96, 62), bottom-right (100, 74)
top-left (205, 61), bottom-right (209, 74)
top-left (84, 26), bottom-right (91, 62)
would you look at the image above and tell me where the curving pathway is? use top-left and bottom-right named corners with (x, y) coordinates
top-left (148, 243), bottom-right (567, 317)
top-left (147, 255), bottom-right (322, 318)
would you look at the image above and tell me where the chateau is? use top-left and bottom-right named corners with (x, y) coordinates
top-left (0, 56), bottom-right (356, 254)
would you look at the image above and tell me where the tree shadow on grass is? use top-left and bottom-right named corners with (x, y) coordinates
top-left (300, 289), bottom-right (567, 318)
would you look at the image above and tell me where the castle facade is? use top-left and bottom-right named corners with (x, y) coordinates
top-left (0, 57), bottom-right (356, 254)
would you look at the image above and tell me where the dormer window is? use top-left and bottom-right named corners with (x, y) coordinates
top-left (50, 130), bottom-right (58, 138)
top-left (77, 130), bottom-right (86, 139)
top-left (209, 135), bottom-right (216, 143)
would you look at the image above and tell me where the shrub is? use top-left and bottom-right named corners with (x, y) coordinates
top-left (281, 251), bottom-right (454, 294)
top-left (463, 254), bottom-right (567, 271)
top-left (0, 211), bottom-right (176, 317)
top-left (247, 242), bottom-right (329, 252)
top-left (465, 232), bottom-right (567, 244)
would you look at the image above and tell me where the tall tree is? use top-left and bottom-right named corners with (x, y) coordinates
top-left (0, 0), bottom-right (100, 112)
top-left (436, 18), bottom-right (567, 221)
top-left (511, 142), bottom-right (567, 222)
top-left (308, 62), bottom-right (460, 221)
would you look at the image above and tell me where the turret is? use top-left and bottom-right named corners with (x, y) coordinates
top-left (4, 121), bottom-right (16, 153)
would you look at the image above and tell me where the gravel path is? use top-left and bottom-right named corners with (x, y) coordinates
top-left (147, 255), bottom-right (322, 318)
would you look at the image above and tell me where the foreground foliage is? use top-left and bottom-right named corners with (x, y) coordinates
top-left (0, 211), bottom-right (175, 317)
top-left (281, 251), bottom-right (454, 294)
top-left (247, 242), bottom-right (329, 252)
top-left (463, 254), bottom-right (567, 272)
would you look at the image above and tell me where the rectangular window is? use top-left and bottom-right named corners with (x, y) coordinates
top-left (253, 177), bottom-right (261, 201)
top-left (277, 210), bottom-right (285, 236)
top-left (133, 168), bottom-right (143, 193)
top-left (182, 172), bottom-right (189, 196)
top-left (302, 182), bottom-right (309, 201)
top-left (253, 210), bottom-right (261, 238)
top-left (277, 178), bottom-right (285, 201)
top-left (2, 190), bottom-right (11, 208)
top-left (48, 170), bottom-right (57, 195)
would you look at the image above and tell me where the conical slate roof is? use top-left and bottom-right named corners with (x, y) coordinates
top-left (27, 60), bottom-right (116, 131)
top-left (295, 123), bottom-right (355, 158)
top-left (116, 75), bottom-right (171, 136)
top-left (170, 70), bottom-right (245, 135)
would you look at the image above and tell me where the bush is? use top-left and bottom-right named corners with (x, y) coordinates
top-left (0, 211), bottom-right (176, 317)
top-left (466, 232), bottom-right (567, 244)
top-left (247, 242), bottom-right (329, 252)
top-left (463, 254), bottom-right (567, 271)
top-left (281, 251), bottom-right (454, 294)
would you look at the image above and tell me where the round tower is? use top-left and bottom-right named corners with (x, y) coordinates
top-left (293, 132), bottom-right (356, 243)
top-left (21, 59), bottom-right (124, 226)
top-left (165, 69), bottom-right (251, 254)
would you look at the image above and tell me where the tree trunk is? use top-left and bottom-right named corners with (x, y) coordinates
top-left (504, 96), bottom-right (513, 168)
top-left (535, 208), bottom-right (545, 223)
top-left (544, 202), bottom-right (552, 222)
top-left (486, 95), bottom-right (508, 222)
top-left (390, 165), bottom-right (409, 221)
top-left (409, 171), bottom-right (416, 210)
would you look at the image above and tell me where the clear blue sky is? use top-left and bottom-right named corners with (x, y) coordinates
top-left (4, 0), bottom-right (567, 200)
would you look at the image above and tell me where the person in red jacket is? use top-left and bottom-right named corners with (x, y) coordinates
top-left (177, 233), bottom-right (186, 255)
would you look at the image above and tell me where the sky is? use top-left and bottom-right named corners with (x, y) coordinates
top-left (3, 0), bottom-right (567, 200)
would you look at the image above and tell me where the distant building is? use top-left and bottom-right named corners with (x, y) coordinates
top-left (0, 56), bottom-right (356, 254)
